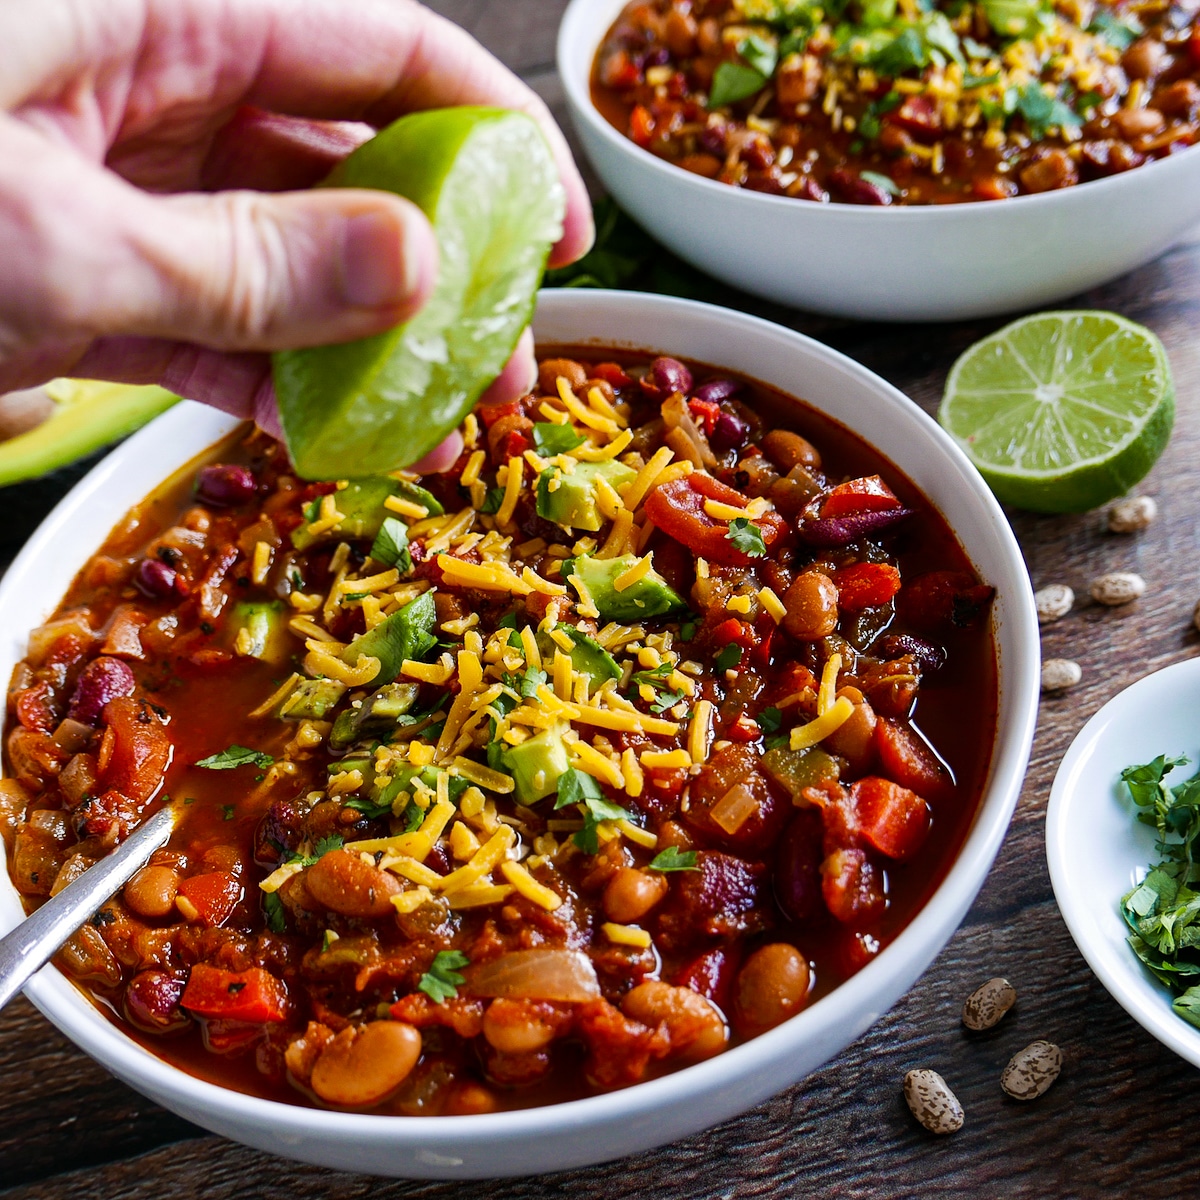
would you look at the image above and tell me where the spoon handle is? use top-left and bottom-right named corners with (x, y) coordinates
top-left (0, 803), bottom-right (178, 1012)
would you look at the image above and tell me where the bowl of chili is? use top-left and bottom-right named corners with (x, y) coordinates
top-left (558, 0), bottom-right (1200, 320)
top-left (0, 290), bottom-right (1038, 1177)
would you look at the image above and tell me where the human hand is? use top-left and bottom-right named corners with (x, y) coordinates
top-left (0, 0), bottom-right (592, 472)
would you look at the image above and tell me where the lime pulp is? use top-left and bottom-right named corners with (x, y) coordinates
top-left (938, 310), bottom-right (1174, 513)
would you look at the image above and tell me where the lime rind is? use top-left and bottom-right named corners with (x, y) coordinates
top-left (939, 311), bottom-right (1174, 513)
top-left (274, 108), bottom-right (565, 480)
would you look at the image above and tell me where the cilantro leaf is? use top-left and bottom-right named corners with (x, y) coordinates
top-left (860, 170), bottom-right (902, 197)
top-left (1087, 9), bottom-right (1142, 49)
top-left (679, 619), bottom-right (698, 642)
top-left (556, 767), bottom-right (632, 854)
top-left (738, 33), bottom-right (778, 78)
top-left (418, 949), bottom-right (470, 1004)
top-left (399, 802), bottom-right (426, 833)
top-left (369, 516), bottom-right (412, 573)
top-left (709, 61), bottom-right (768, 108)
top-left (726, 516), bottom-right (767, 557)
top-left (1014, 82), bottom-right (1080, 139)
top-left (302, 497), bottom-right (321, 523)
top-left (519, 667), bottom-right (548, 699)
top-left (480, 487), bottom-right (505, 515)
top-left (313, 834), bottom-right (344, 859)
top-left (533, 423), bottom-right (586, 456)
top-left (263, 891), bottom-right (287, 933)
top-left (196, 744), bottom-right (274, 770)
top-left (555, 766), bottom-right (606, 809)
top-left (715, 643), bottom-right (744, 673)
top-left (758, 706), bottom-right (783, 734)
top-left (344, 796), bottom-right (393, 819)
top-left (649, 846), bottom-right (699, 872)
top-left (650, 689), bottom-right (687, 715)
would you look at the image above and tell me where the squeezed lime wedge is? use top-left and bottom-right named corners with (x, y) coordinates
top-left (273, 107), bottom-right (565, 480)
top-left (938, 310), bottom-right (1174, 513)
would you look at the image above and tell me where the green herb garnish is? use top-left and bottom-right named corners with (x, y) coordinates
top-left (649, 846), bottom-right (700, 872)
top-left (759, 706), bottom-right (784, 734)
top-left (709, 61), bottom-right (769, 108)
top-left (196, 745), bottom-right (274, 770)
top-left (726, 517), bottom-right (767, 556)
top-left (418, 950), bottom-right (471, 1003)
top-left (533, 423), bottom-right (586, 456)
top-left (480, 487), bottom-right (505, 515)
top-left (715, 643), bottom-right (744, 673)
top-left (263, 892), bottom-right (287, 933)
top-left (369, 516), bottom-right (412, 573)
top-left (555, 767), bottom-right (632, 854)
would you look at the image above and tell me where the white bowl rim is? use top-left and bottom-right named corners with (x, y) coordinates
top-left (3, 289), bottom-right (1040, 1152)
top-left (557, 0), bottom-right (1200, 221)
top-left (1046, 656), bottom-right (1200, 1069)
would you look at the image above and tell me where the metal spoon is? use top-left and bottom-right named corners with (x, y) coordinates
top-left (0, 802), bottom-right (180, 1012)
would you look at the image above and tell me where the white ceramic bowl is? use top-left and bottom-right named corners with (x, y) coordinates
top-left (0, 291), bottom-right (1039, 1177)
top-left (1047, 657), bottom-right (1200, 1068)
top-left (558, 0), bottom-right (1200, 321)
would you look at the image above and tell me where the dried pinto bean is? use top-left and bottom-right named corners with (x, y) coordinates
top-left (961, 977), bottom-right (1017, 1031)
top-left (904, 1068), bottom-right (965, 1134)
top-left (1001, 1041), bottom-right (1063, 1100)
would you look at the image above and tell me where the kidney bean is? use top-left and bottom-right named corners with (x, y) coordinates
top-left (641, 356), bottom-right (693, 399)
top-left (124, 970), bottom-right (189, 1033)
top-left (876, 632), bottom-right (946, 673)
top-left (67, 656), bottom-right (136, 725)
top-left (135, 557), bottom-right (177, 599)
top-left (829, 168), bottom-right (892, 206)
top-left (710, 412), bottom-right (750, 453)
top-left (692, 378), bottom-right (742, 405)
top-left (792, 176), bottom-right (830, 203)
top-left (774, 810), bottom-right (824, 922)
top-left (195, 464), bottom-right (256, 507)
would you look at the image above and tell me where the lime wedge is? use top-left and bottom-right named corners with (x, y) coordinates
top-left (273, 107), bottom-right (565, 480)
top-left (938, 311), bottom-right (1174, 513)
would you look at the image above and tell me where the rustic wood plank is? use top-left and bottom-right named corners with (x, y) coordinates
top-left (2, 3), bottom-right (1199, 1196)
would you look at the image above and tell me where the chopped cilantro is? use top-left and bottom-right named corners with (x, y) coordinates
top-left (263, 891), bottom-right (287, 933)
top-left (287, 833), bottom-right (345, 868)
top-left (533, 423), bottom-right (586, 456)
top-left (726, 516), bottom-right (767, 557)
top-left (1087, 9), bottom-right (1142, 49)
top-left (556, 767), bottom-right (632, 854)
top-left (289, 568), bottom-right (304, 590)
top-left (1014, 81), bottom-right (1080, 139)
top-left (860, 170), bottom-right (902, 197)
top-left (221, 804), bottom-right (236, 821)
top-left (196, 744), bottom-right (274, 770)
top-left (399, 802), bottom-right (426, 834)
top-left (519, 666), bottom-right (548, 698)
top-left (344, 796), bottom-right (392, 819)
top-left (497, 611), bottom-right (519, 629)
top-left (649, 846), bottom-right (699, 872)
top-left (650, 689), bottom-right (687, 715)
top-left (758, 706), bottom-right (784, 734)
top-left (679, 620), bottom-right (698, 642)
top-left (418, 949), bottom-right (471, 1004)
top-left (709, 61), bottom-right (768, 108)
top-left (737, 33), bottom-right (778, 78)
top-left (480, 487), bottom-right (505, 515)
top-left (321, 930), bottom-right (336, 952)
top-left (302, 497), bottom-right (321, 523)
top-left (369, 516), bottom-right (412, 573)
top-left (715, 643), bottom-right (744, 673)
top-left (633, 662), bottom-right (673, 686)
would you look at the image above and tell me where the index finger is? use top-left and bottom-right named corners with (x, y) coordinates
top-left (240, 0), bottom-right (593, 267)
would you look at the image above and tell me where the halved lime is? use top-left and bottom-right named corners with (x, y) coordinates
top-left (273, 107), bottom-right (565, 480)
top-left (938, 311), bottom-right (1174, 513)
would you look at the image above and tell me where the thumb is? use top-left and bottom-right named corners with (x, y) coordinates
top-left (119, 186), bottom-right (440, 351)
top-left (0, 123), bottom-right (438, 354)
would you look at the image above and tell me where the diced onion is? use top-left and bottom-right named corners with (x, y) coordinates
top-left (466, 949), bottom-right (601, 1002)
top-left (710, 782), bottom-right (760, 834)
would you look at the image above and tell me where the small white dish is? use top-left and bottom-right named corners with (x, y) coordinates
top-left (1047, 656), bottom-right (1200, 1068)
top-left (557, 0), bottom-right (1200, 321)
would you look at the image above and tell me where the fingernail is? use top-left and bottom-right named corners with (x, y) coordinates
top-left (341, 209), bottom-right (434, 310)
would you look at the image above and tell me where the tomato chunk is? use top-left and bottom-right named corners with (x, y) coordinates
top-left (181, 964), bottom-right (288, 1024)
top-left (99, 696), bottom-right (171, 804)
top-left (629, 104), bottom-right (656, 148)
top-left (177, 871), bottom-right (243, 927)
top-left (644, 474), bottom-right (786, 566)
top-left (830, 562), bottom-right (901, 611)
top-left (896, 570), bottom-right (995, 631)
top-left (875, 718), bottom-right (953, 803)
top-left (850, 776), bottom-right (930, 860)
top-left (821, 475), bottom-right (902, 518)
top-left (673, 945), bottom-right (742, 1013)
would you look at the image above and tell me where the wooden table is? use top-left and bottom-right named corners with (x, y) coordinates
top-left (3, 3), bottom-right (1200, 1196)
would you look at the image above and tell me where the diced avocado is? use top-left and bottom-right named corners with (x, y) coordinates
top-left (279, 678), bottom-right (347, 720)
top-left (762, 746), bottom-right (840, 802)
top-left (564, 554), bottom-right (686, 623)
top-left (328, 755), bottom-right (373, 777)
top-left (230, 601), bottom-right (292, 667)
top-left (504, 722), bottom-right (572, 805)
top-left (341, 591), bottom-right (437, 685)
top-left (536, 460), bottom-right (637, 532)
top-left (537, 626), bottom-right (620, 687)
top-left (328, 682), bottom-right (420, 748)
top-left (291, 477), bottom-right (444, 550)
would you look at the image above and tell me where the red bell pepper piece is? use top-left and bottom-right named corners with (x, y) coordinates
top-left (181, 964), bottom-right (288, 1024)
top-left (830, 562), bottom-right (902, 611)
top-left (850, 776), bottom-right (930, 860)
top-left (821, 475), bottom-right (902, 518)
top-left (674, 944), bottom-right (742, 1013)
top-left (687, 397), bottom-right (722, 435)
top-left (644, 474), bottom-right (786, 566)
top-left (177, 871), bottom-right (243, 927)
top-left (629, 104), bottom-right (656, 148)
top-left (592, 362), bottom-right (632, 388)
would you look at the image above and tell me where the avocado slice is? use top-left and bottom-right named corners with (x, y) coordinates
top-left (536, 459), bottom-right (637, 532)
top-left (341, 590), bottom-right (437, 684)
top-left (230, 601), bottom-right (292, 667)
top-left (564, 554), bottom-right (686, 623)
top-left (279, 678), bottom-right (347, 720)
top-left (291, 477), bottom-right (444, 550)
top-left (504, 721), bottom-right (572, 805)
top-left (328, 682), bottom-right (422, 748)
top-left (537, 626), bottom-right (620, 688)
top-left (0, 380), bottom-right (179, 488)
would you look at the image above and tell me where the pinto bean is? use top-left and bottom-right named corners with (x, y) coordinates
top-left (621, 981), bottom-right (728, 1059)
top-left (1019, 149), bottom-right (1078, 193)
top-left (1111, 107), bottom-right (1165, 139)
top-left (664, 8), bottom-right (697, 57)
top-left (823, 687), bottom-right (878, 775)
top-left (761, 430), bottom-right (821, 472)
top-left (783, 572), bottom-right (839, 641)
top-left (1121, 37), bottom-right (1167, 80)
top-left (482, 998), bottom-right (561, 1055)
top-left (125, 864), bottom-right (181, 919)
top-left (603, 867), bottom-right (669, 924)
top-left (309, 1021), bottom-right (422, 1107)
top-left (734, 943), bottom-right (811, 1033)
top-left (1157, 80), bottom-right (1200, 119)
top-left (304, 848), bottom-right (401, 918)
top-left (538, 357), bottom-right (588, 394)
